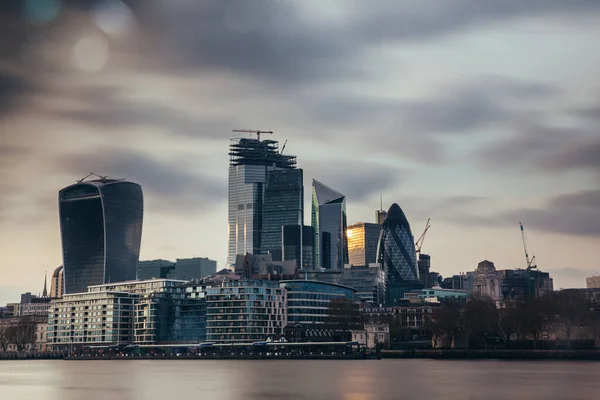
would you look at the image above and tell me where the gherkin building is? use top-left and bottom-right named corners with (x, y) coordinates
top-left (377, 203), bottom-right (419, 302)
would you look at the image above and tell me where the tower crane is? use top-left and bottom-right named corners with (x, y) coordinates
top-left (415, 218), bottom-right (431, 255)
top-left (232, 129), bottom-right (273, 141)
top-left (519, 222), bottom-right (537, 271)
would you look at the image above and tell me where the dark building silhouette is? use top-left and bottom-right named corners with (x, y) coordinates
top-left (311, 180), bottom-right (348, 270)
top-left (418, 254), bottom-right (431, 288)
top-left (282, 225), bottom-right (315, 270)
top-left (376, 203), bottom-right (420, 304)
top-left (260, 169), bottom-right (304, 260)
top-left (59, 176), bottom-right (143, 294)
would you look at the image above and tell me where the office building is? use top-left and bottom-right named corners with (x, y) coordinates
top-left (173, 257), bottom-right (217, 281)
top-left (280, 280), bottom-right (356, 326)
top-left (306, 264), bottom-right (386, 305)
top-left (50, 266), bottom-right (64, 298)
top-left (206, 280), bottom-right (286, 342)
top-left (137, 259), bottom-right (175, 280)
top-left (377, 203), bottom-right (420, 304)
top-left (473, 260), bottom-right (501, 301)
top-left (418, 254), bottom-right (431, 288)
top-left (282, 225), bottom-right (316, 270)
top-left (59, 176), bottom-right (143, 294)
top-left (14, 292), bottom-right (52, 317)
top-left (347, 222), bottom-right (381, 267)
top-left (375, 208), bottom-right (387, 225)
top-left (587, 276), bottom-right (600, 289)
top-left (311, 180), bottom-right (348, 270)
top-left (260, 169), bottom-right (304, 260)
top-left (227, 138), bottom-right (297, 267)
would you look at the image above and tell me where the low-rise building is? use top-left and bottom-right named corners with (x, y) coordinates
top-left (352, 322), bottom-right (390, 350)
top-left (47, 279), bottom-right (207, 351)
top-left (280, 280), bottom-right (356, 326)
top-left (206, 280), bottom-right (286, 343)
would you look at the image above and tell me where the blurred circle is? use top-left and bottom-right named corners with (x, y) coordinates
top-left (72, 35), bottom-right (109, 73)
top-left (92, 0), bottom-right (136, 36)
top-left (25, 0), bottom-right (62, 23)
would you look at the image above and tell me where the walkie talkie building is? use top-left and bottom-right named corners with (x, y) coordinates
top-left (59, 176), bottom-right (143, 294)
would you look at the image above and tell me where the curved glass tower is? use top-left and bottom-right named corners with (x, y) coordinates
top-left (377, 203), bottom-right (419, 302)
top-left (59, 177), bottom-right (143, 294)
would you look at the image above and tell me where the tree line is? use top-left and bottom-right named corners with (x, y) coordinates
top-left (428, 289), bottom-right (596, 349)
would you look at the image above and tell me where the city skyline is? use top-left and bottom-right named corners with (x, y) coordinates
top-left (2, 1), bottom-right (600, 304)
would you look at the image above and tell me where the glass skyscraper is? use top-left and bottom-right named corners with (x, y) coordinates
top-left (59, 177), bottom-right (143, 294)
top-left (311, 180), bottom-right (348, 270)
top-left (347, 222), bottom-right (382, 266)
top-left (282, 225), bottom-right (316, 270)
top-left (260, 169), bottom-right (304, 260)
top-left (377, 203), bottom-right (419, 303)
top-left (227, 138), bottom-right (296, 267)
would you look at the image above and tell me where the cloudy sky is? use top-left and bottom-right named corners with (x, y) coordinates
top-left (1, 0), bottom-right (599, 304)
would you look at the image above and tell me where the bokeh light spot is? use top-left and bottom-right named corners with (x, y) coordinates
top-left (25, 0), bottom-right (62, 23)
top-left (72, 36), bottom-right (109, 73)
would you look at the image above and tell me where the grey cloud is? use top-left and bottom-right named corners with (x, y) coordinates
top-left (303, 161), bottom-right (402, 203)
top-left (55, 147), bottom-right (226, 214)
top-left (491, 191), bottom-right (600, 237)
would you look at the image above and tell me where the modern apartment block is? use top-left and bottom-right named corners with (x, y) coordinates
top-left (46, 279), bottom-right (207, 350)
top-left (59, 176), bottom-right (143, 294)
top-left (206, 280), bottom-right (286, 342)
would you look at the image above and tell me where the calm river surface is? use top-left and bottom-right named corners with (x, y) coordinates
top-left (1, 359), bottom-right (599, 400)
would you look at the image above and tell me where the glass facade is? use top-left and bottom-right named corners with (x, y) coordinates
top-left (59, 179), bottom-right (143, 294)
top-left (282, 225), bottom-right (315, 270)
top-left (307, 265), bottom-right (386, 305)
top-left (206, 280), bottom-right (286, 342)
top-left (47, 279), bottom-right (207, 349)
top-left (347, 222), bottom-right (381, 267)
top-left (227, 139), bottom-right (297, 267)
top-left (137, 259), bottom-right (175, 280)
top-left (260, 169), bottom-right (304, 260)
top-left (173, 257), bottom-right (217, 281)
top-left (280, 280), bottom-right (356, 326)
top-left (311, 180), bottom-right (348, 270)
top-left (377, 203), bottom-right (419, 303)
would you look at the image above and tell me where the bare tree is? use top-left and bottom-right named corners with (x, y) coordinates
top-left (498, 301), bottom-right (526, 348)
top-left (0, 326), bottom-right (11, 352)
top-left (8, 317), bottom-right (37, 351)
top-left (463, 296), bottom-right (499, 349)
top-left (554, 289), bottom-right (594, 348)
top-left (425, 301), bottom-right (461, 349)
top-left (325, 298), bottom-right (362, 338)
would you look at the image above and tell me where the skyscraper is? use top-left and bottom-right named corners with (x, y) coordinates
top-left (260, 169), bottom-right (304, 260)
top-left (50, 265), bottom-right (64, 298)
top-left (282, 225), bottom-right (316, 270)
top-left (377, 203), bottom-right (419, 303)
top-left (347, 222), bottom-right (381, 266)
top-left (227, 138), bottom-right (297, 267)
top-left (311, 180), bottom-right (348, 270)
top-left (59, 176), bottom-right (143, 294)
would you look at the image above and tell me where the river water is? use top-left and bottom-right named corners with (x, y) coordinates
top-left (0, 359), bottom-right (598, 400)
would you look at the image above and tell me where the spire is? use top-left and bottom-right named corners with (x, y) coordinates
top-left (42, 271), bottom-right (48, 297)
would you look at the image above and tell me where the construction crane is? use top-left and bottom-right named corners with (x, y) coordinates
top-left (232, 129), bottom-right (273, 141)
top-left (519, 222), bottom-right (537, 271)
top-left (415, 218), bottom-right (431, 255)
top-left (280, 139), bottom-right (288, 154)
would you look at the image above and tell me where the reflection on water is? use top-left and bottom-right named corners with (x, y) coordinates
top-left (0, 359), bottom-right (599, 400)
